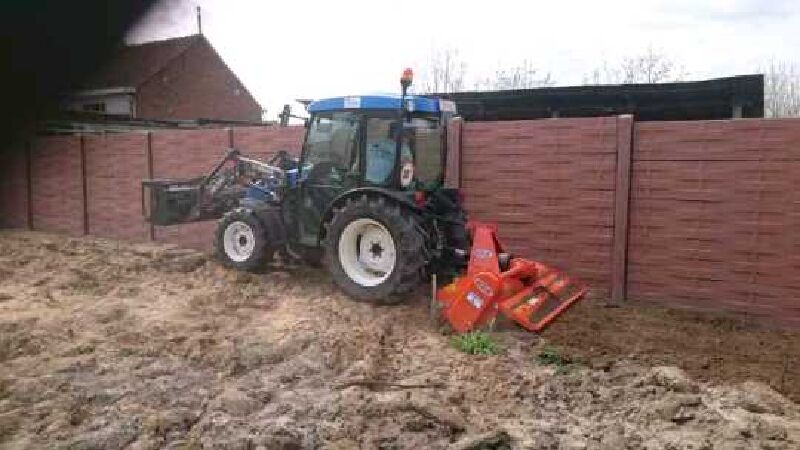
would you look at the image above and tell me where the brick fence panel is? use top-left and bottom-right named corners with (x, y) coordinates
top-left (30, 136), bottom-right (84, 235)
top-left (461, 118), bottom-right (618, 295)
top-left (84, 133), bottom-right (150, 241)
top-left (232, 126), bottom-right (305, 159)
top-left (151, 128), bottom-right (230, 250)
top-left (0, 145), bottom-right (29, 228)
top-left (629, 119), bottom-right (800, 327)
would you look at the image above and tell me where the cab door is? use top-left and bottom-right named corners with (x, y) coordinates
top-left (296, 111), bottom-right (361, 246)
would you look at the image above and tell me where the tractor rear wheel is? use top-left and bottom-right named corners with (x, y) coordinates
top-left (214, 208), bottom-right (271, 271)
top-left (324, 194), bottom-right (426, 303)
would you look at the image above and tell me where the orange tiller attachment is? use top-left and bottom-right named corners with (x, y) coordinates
top-left (436, 221), bottom-right (587, 333)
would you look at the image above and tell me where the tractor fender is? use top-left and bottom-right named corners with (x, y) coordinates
top-left (239, 197), bottom-right (288, 248)
top-left (318, 187), bottom-right (420, 242)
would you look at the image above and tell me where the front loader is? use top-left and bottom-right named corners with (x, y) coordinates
top-left (142, 69), bottom-right (586, 332)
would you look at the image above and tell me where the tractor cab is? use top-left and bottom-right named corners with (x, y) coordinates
top-left (304, 94), bottom-right (455, 190)
top-left (291, 91), bottom-right (458, 246)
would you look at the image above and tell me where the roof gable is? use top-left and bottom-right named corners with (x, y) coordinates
top-left (82, 34), bottom-right (201, 89)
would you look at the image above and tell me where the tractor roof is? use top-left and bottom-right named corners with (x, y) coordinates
top-left (307, 94), bottom-right (447, 114)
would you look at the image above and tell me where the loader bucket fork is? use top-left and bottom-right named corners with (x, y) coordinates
top-left (436, 221), bottom-right (587, 333)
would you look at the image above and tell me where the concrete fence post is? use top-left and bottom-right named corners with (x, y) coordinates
top-left (80, 135), bottom-right (89, 235)
top-left (145, 131), bottom-right (155, 241)
top-left (610, 115), bottom-right (634, 304)
top-left (25, 139), bottom-right (33, 230)
top-left (444, 117), bottom-right (463, 189)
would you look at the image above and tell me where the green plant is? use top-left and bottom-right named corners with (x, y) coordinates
top-left (451, 331), bottom-right (500, 355)
top-left (536, 345), bottom-right (576, 374)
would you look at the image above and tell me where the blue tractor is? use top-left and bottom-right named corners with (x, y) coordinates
top-left (144, 69), bottom-right (468, 303)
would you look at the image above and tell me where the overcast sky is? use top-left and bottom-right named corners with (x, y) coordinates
top-left (126, 0), bottom-right (800, 120)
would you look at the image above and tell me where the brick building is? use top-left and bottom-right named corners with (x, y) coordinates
top-left (61, 34), bottom-right (262, 122)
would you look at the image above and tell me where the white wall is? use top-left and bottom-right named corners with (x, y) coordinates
top-left (62, 94), bottom-right (134, 117)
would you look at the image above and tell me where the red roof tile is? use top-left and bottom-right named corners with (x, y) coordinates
top-left (82, 34), bottom-right (201, 89)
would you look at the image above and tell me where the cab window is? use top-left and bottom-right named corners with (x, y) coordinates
top-left (364, 117), bottom-right (412, 186)
top-left (304, 112), bottom-right (360, 184)
top-left (363, 114), bottom-right (442, 189)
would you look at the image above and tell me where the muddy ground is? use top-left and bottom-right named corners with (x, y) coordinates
top-left (0, 230), bottom-right (798, 449)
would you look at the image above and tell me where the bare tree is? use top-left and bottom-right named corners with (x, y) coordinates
top-left (481, 60), bottom-right (555, 90)
top-left (582, 62), bottom-right (612, 85)
top-left (469, 60), bottom-right (555, 91)
top-left (585, 47), bottom-right (687, 84)
top-left (762, 60), bottom-right (800, 118)
top-left (420, 49), bottom-right (555, 93)
top-left (419, 48), bottom-right (467, 93)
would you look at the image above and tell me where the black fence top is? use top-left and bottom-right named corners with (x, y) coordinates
top-left (435, 74), bottom-right (764, 121)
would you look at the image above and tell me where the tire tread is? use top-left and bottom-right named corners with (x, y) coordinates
top-left (323, 194), bottom-right (427, 303)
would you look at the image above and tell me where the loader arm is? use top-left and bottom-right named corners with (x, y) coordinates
top-left (142, 149), bottom-right (289, 226)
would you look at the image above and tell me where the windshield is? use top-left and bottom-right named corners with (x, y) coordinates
top-left (363, 113), bottom-right (443, 190)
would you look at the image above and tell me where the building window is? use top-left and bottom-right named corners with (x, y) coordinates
top-left (82, 102), bottom-right (106, 113)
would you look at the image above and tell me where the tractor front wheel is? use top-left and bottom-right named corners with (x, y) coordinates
top-left (324, 195), bottom-right (426, 303)
top-left (214, 208), bottom-right (270, 271)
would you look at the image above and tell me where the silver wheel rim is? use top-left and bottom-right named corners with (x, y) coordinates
top-left (223, 220), bottom-right (256, 262)
top-left (338, 218), bottom-right (396, 287)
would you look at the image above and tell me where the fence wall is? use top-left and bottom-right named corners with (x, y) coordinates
top-left (85, 133), bottom-right (150, 241)
top-left (30, 136), bottom-right (85, 236)
top-left (1, 119), bottom-right (799, 327)
top-left (629, 120), bottom-right (800, 324)
top-left (460, 117), bottom-right (626, 296)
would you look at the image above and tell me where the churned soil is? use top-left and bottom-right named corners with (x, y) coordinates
top-left (544, 297), bottom-right (800, 403)
top-left (0, 229), bottom-right (798, 449)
